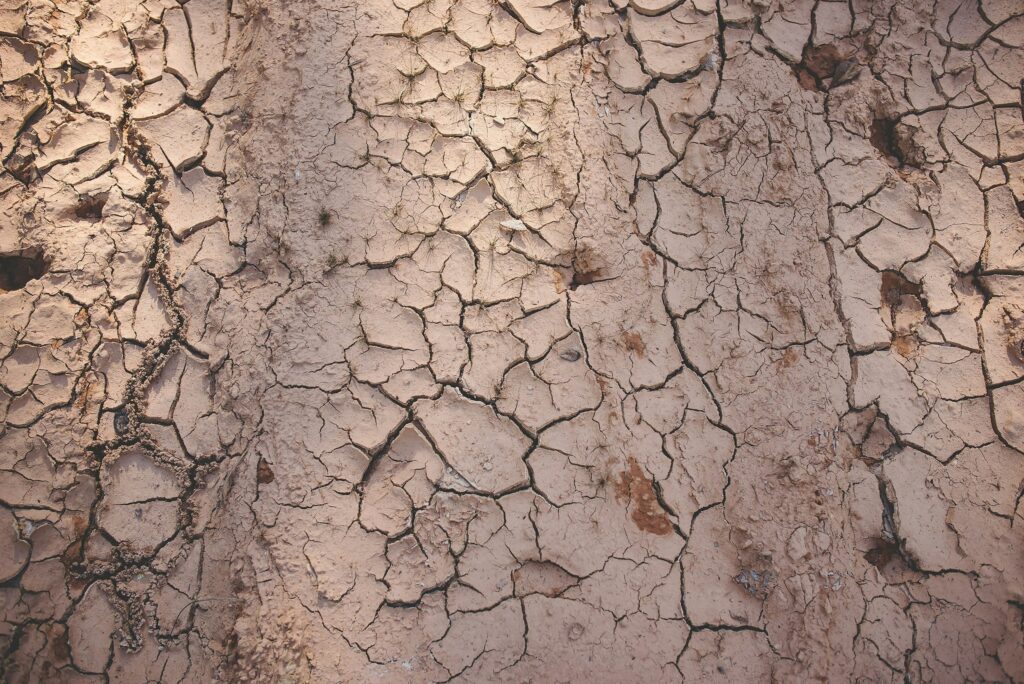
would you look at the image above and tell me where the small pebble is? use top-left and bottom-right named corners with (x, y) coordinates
top-left (114, 409), bottom-right (130, 435)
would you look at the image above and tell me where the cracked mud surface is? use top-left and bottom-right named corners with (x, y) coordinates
top-left (1, 0), bottom-right (1023, 681)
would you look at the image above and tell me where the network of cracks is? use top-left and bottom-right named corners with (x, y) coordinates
top-left (0, 0), bottom-right (1022, 681)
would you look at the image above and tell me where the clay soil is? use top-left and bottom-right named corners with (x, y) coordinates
top-left (1, 0), bottom-right (1023, 682)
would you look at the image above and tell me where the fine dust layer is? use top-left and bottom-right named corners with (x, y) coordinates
top-left (1, 0), bottom-right (1022, 681)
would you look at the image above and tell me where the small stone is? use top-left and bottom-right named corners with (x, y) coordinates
top-left (113, 409), bottom-right (130, 435)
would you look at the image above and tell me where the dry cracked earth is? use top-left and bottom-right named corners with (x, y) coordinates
top-left (0, 0), bottom-right (1023, 681)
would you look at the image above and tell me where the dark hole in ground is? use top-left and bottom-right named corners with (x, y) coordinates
top-left (569, 267), bottom-right (604, 289)
top-left (318, 207), bottom-right (331, 227)
top-left (75, 194), bottom-right (107, 220)
top-left (870, 117), bottom-right (925, 167)
top-left (568, 246), bottom-right (605, 289)
top-left (880, 271), bottom-right (924, 356)
top-left (0, 248), bottom-right (49, 292)
top-left (5, 149), bottom-right (37, 184)
top-left (880, 271), bottom-right (922, 310)
top-left (864, 537), bottom-right (902, 570)
top-left (257, 457), bottom-right (275, 484)
top-left (793, 43), bottom-right (842, 91)
top-left (870, 117), bottom-right (899, 160)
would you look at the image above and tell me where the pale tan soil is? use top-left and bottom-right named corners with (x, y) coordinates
top-left (1, 0), bottom-right (1023, 681)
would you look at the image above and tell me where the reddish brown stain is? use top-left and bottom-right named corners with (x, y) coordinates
top-left (892, 334), bottom-right (918, 358)
top-left (552, 271), bottom-right (566, 293)
top-left (793, 67), bottom-right (817, 91)
top-left (61, 514), bottom-right (89, 570)
top-left (73, 378), bottom-right (93, 412)
top-left (622, 331), bottom-right (646, 357)
top-left (614, 457), bottom-right (673, 536)
top-left (778, 347), bottom-right (800, 369)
